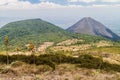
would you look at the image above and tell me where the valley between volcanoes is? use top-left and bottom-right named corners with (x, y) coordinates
top-left (0, 17), bottom-right (120, 80)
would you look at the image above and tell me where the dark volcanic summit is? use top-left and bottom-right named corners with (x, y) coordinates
top-left (67, 17), bottom-right (120, 40)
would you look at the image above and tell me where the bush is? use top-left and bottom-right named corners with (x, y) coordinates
top-left (0, 54), bottom-right (120, 72)
top-left (78, 55), bottom-right (103, 69)
top-left (0, 55), bottom-right (7, 63)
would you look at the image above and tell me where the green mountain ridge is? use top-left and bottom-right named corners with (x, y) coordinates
top-left (0, 18), bottom-right (108, 50)
top-left (0, 19), bottom-right (71, 49)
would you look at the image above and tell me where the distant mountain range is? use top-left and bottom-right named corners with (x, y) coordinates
top-left (67, 17), bottom-right (120, 40)
top-left (0, 18), bottom-right (119, 50)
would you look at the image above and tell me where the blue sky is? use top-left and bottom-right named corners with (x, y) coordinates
top-left (20, 0), bottom-right (40, 3)
top-left (24, 0), bottom-right (68, 4)
top-left (0, 0), bottom-right (120, 34)
top-left (19, 0), bottom-right (68, 4)
top-left (24, 0), bottom-right (120, 5)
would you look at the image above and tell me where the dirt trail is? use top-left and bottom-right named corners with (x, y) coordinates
top-left (38, 42), bottom-right (54, 52)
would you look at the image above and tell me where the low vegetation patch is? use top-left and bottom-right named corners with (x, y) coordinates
top-left (0, 53), bottom-right (120, 72)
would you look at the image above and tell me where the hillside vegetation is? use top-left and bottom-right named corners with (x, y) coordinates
top-left (0, 19), bottom-right (108, 51)
top-left (0, 19), bottom-right (120, 80)
top-left (0, 19), bottom-right (71, 50)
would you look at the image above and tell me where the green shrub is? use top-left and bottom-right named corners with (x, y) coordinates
top-left (78, 55), bottom-right (103, 69)
top-left (0, 54), bottom-right (120, 72)
top-left (0, 55), bottom-right (7, 63)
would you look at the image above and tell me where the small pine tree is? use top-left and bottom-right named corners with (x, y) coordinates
top-left (28, 43), bottom-right (34, 52)
top-left (16, 47), bottom-right (20, 55)
top-left (28, 43), bottom-right (36, 72)
top-left (4, 35), bottom-right (9, 65)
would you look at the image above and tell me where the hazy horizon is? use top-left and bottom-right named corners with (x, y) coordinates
top-left (0, 0), bottom-right (120, 34)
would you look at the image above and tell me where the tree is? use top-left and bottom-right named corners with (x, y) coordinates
top-left (28, 43), bottom-right (36, 72)
top-left (28, 43), bottom-right (34, 51)
top-left (4, 35), bottom-right (9, 65)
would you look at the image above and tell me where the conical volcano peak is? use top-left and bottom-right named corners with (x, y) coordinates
top-left (77, 17), bottom-right (98, 25)
top-left (82, 17), bottom-right (92, 19)
top-left (67, 17), bottom-right (120, 40)
top-left (81, 17), bottom-right (97, 22)
top-left (81, 17), bottom-right (94, 20)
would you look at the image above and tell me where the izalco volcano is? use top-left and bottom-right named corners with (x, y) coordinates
top-left (67, 17), bottom-right (120, 40)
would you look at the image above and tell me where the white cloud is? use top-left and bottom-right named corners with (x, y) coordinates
top-left (67, 0), bottom-right (96, 3)
top-left (0, 0), bottom-right (83, 10)
top-left (67, 0), bottom-right (120, 3)
top-left (37, 2), bottom-right (84, 8)
top-left (0, 0), bottom-right (35, 10)
top-left (101, 0), bottom-right (120, 2)
top-left (0, 0), bottom-right (120, 10)
top-left (92, 4), bottom-right (120, 7)
top-left (68, 0), bottom-right (120, 3)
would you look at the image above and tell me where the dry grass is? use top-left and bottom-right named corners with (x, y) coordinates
top-left (0, 39), bottom-right (120, 80)
top-left (57, 39), bottom-right (83, 46)
top-left (37, 42), bottom-right (54, 53)
top-left (0, 63), bottom-right (120, 80)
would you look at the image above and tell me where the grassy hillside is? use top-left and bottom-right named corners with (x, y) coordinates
top-left (0, 19), bottom-right (71, 50)
top-left (0, 19), bottom-right (109, 51)
top-left (0, 19), bottom-right (119, 80)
